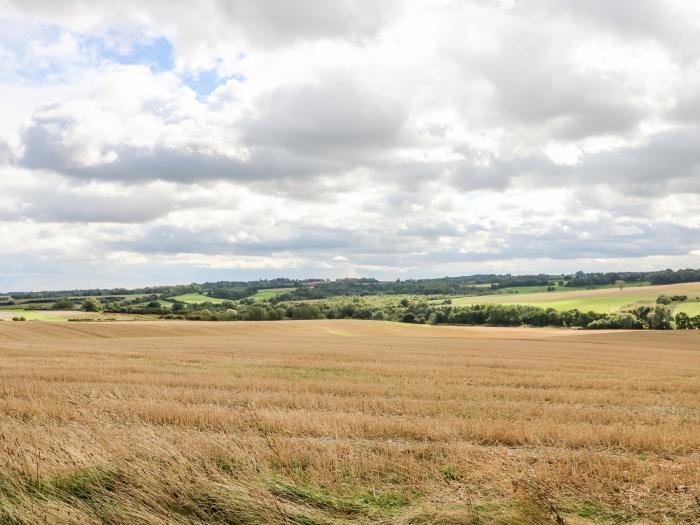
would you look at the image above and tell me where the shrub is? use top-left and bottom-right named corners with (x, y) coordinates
top-left (485, 305), bottom-right (523, 326)
top-left (82, 298), bottom-right (102, 312)
top-left (656, 295), bottom-right (672, 305)
top-left (648, 306), bottom-right (674, 330)
top-left (352, 308), bottom-right (373, 320)
top-left (245, 306), bottom-right (268, 321)
top-left (401, 312), bottom-right (416, 323)
top-left (172, 302), bottom-right (185, 312)
top-left (52, 298), bottom-right (75, 309)
top-left (588, 313), bottom-right (643, 329)
top-left (290, 304), bottom-right (323, 320)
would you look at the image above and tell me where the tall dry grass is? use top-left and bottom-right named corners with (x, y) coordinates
top-left (0, 320), bottom-right (698, 523)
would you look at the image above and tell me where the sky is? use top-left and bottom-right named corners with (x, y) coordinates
top-left (1, 0), bottom-right (700, 291)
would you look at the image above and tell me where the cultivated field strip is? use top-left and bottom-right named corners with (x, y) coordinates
top-left (0, 320), bottom-right (699, 523)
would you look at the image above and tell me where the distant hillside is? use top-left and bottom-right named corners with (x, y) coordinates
top-left (4, 267), bottom-right (700, 300)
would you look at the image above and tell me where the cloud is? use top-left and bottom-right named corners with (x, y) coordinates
top-left (243, 73), bottom-right (405, 155)
top-left (0, 173), bottom-right (180, 223)
top-left (1, 1), bottom-right (700, 289)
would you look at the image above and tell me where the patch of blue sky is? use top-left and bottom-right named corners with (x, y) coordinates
top-left (182, 66), bottom-right (245, 100)
top-left (0, 22), bottom-right (175, 82)
top-left (89, 33), bottom-right (175, 73)
top-left (1, 21), bottom-right (243, 98)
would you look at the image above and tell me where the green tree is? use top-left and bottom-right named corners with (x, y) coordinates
top-left (290, 304), bottom-right (322, 320)
top-left (82, 298), bottom-right (102, 312)
top-left (172, 302), bottom-right (185, 312)
top-left (401, 312), bottom-right (416, 323)
top-left (675, 312), bottom-right (690, 329)
top-left (52, 298), bottom-right (75, 310)
top-left (648, 306), bottom-right (673, 330)
top-left (245, 306), bottom-right (268, 321)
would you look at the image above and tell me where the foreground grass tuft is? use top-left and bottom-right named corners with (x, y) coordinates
top-left (267, 478), bottom-right (409, 518)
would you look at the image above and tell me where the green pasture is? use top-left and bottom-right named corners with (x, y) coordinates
top-left (289, 294), bottom-right (450, 308)
top-left (494, 281), bottom-right (651, 295)
top-left (0, 309), bottom-right (102, 321)
top-left (0, 308), bottom-right (160, 322)
top-left (169, 293), bottom-right (228, 304)
top-left (451, 294), bottom-right (644, 313)
top-left (450, 282), bottom-right (700, 313)
top-left (249, 288), bottom-right (297, 301)
top-left (675, 302), bottom-right (700, 316)
top-left (131, 299), bottom-right (174, 308)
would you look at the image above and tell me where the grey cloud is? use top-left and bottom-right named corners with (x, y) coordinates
top-left (215, 0), bottom-right (402, 47)
top-left (462, 25), bottom-right (646, 139)
top-left (385, 220), bottom-right (700, 265)
top-left (18, 99), bottom-right (700, 200)
top-left (100, 212), bottom-right (700, 267)
top-left (573, 128), bottom-right (700, 194)
top-left (243, 75), bottom-right (405, 155)
top-left (0, 179), bottom-right (180, 223)
top-left (430, 127), bottom-right (700, 197)
top-left (500, 220), bottom-right (697, 260)
top-left (19, 116), bottom-right (338, 184)
top-left (536, 0), bottom-right (699, 56)
top-left (4, 0), bottom-right (401, 49)
top-left (670, 93), bottom-right (700, 124)
top-left (0, 142), bottom-right (13, 164)
top-left (18, 192), bottom-right (176, 224)
top-left (106, 223), bottom-right (403, 258)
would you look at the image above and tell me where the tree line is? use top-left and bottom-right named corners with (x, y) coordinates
top-left (106, 299), bottom-right (698, 330)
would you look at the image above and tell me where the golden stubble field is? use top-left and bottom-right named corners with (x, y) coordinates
top-left (0, 320), bottom-right (698, 524)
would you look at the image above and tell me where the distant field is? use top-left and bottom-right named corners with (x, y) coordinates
top-left (676, 301), bottom-right (700, 316)
top-left (284, 283), bottom-right (658, 310)
top-left (0, 309), bottom-right (102, 321)
top-left (169, 293), bottom-right (228, 304)
top-left (0, 320), bottom-right (697, 523)
top-left (0, 309), bottom-right (148, 322)
top-left (451, 282), bottom-right (700, 313)
top-left (248, 287), bottom-right (297, 301)
top-left (293, 294), bottom-right (443, 307)
top-left (495, 280), bottom-right (651, 295)
top-left (131, 299), bottom-right (174, 308)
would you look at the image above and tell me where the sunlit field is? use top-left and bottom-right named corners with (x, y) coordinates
top-left (0, 320), bottom-right (698, 524)
top-left (0, 310), bottom-right (145, 322)
top-left (450, 282), bottom-right (700, 313)
top-left (249, 288), bottom-right (298, 301)
top-left (169, 293), bottom-right (229, 304)
top-left (676, 302), bottom-right (700, 316)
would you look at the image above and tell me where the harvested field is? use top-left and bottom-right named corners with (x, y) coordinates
top-left (0, 310), bottom-right (141, 322)
top-left (0, 320), bottom-right (698, 524)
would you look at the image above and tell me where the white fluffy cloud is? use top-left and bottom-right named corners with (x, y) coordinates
top-left (1, 0), bottom-right (699, 290)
